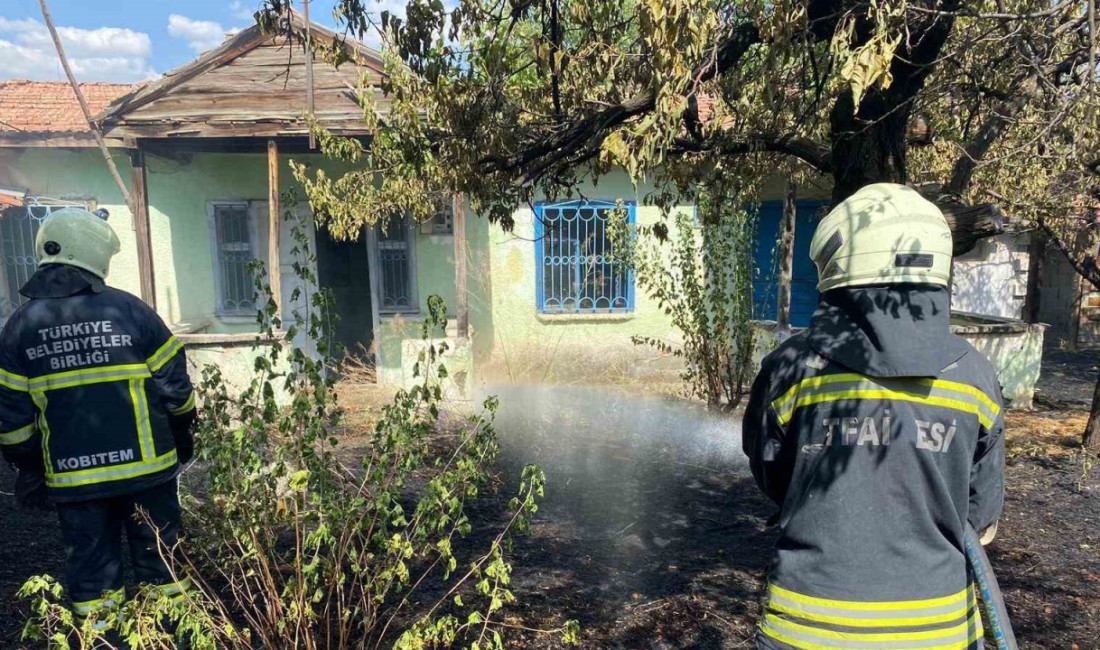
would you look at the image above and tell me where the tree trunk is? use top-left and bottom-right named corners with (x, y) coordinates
top-left (829, 89), bottom-right (910, 204)
top-left (824, 0), bottom-right (959, 205)
top-left (1085, 371), bottom-right (1100, 450)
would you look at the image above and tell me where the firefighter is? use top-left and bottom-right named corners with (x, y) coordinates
top-left (742, 183), bottom-right (1005, 650)
top-left (0, 207), bottom-right (196, 635)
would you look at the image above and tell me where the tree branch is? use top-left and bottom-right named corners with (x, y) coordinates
top-left (671, 134), bottom-right (833, 174)
top-left (477, 22), bottom-right (761, 179)
top-left (945, 44), bottom-right (1091, 197)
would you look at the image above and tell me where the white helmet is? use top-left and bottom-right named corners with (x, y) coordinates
top-left (35, 207), bottom-right (121, 279)
top-left (809, 183), bottom-right (952, 292)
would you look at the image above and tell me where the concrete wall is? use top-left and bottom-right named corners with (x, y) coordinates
top-left (953, 316), bottom-right (1046, 410)
top-left (1038, 243), bottom-right (1081, 347)
top-left (951, 233), bottom-right (1029, 320)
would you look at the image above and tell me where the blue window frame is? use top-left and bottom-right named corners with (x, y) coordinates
top-left (751, 200), bottom-right (829, 328)
top-left (534, 200), bottom-right (635, 313)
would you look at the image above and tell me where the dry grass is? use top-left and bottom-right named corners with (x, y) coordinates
top-left (1005, 410), bottom-right (1088, 460)
top-left (335, 377), bottom-right (397, 439)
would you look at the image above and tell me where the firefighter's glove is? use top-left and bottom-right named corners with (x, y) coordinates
top-left (14, 468), bottom-right (51, 512)
top-left (169, 410), bottom-right (197, 465)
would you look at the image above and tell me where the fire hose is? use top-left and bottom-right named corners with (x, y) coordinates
top-left (964, 524), bottom-right (1018, 650)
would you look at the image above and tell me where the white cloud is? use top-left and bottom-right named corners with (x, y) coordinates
top-left (357, 0), bottom-right (459, 51)
top-left (229, 1), bottom-right (257, 22)
top-left (167, 14), bottom-right (241, 54)
top-left (0, 17), bottom-right (156, 83)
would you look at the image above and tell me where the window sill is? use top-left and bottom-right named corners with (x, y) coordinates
top-left (536, 311), bottom-right (635, 323)
top-left (379, 312), bottom-right (428, 326)
top-left (178, 330), bottom-right (288, 346)
top-left (216, 314), bottom-right (260, 324)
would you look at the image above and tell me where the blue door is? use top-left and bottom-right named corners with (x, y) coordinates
top-left (752, 201), bottom-right (827, 328)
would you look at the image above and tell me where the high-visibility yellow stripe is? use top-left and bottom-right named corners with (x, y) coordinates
top-left (770, 373), bottom-right (1000, 429)
top-left (130, 379), bottom-right (154, 460)
top-left (768, 583), bottom-right (968, 612)
top-left (771, 373), bottom-right (857, 414)
top-left (156, 577), bottom-right (192, 598)
top-left (760, 614), bottom-right (982, 650)
top-left (762, 610), bottom-right (978, 644)
top-left (46, 449), bottom-right (177, 488)
top-left (169, 391), bottom-right (196, 416)
top-left (30, 391), bottom-right (52, 474)
top-left (778, 389), bottom-right (995, 429)
top-left (73, 588), bottom-right (125, 614)
top-left (0, 424), bottom-right (35, 446)
top-left (146, 336), bottom-right (183, 372)
top-left (914, 378), bottom-right (999, 417)
top-left (0, 367), bottom-right (29, 391)
top-left (767, 599), bottom-right (967, 628)
top-left (28, 364), bottom-right (151, 391)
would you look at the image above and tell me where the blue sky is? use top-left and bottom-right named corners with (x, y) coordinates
top-left (0, 0), bottom-right (403, 83)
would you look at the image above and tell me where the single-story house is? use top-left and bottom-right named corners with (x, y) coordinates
top-left (0, 14), bottom-right (1046, 407)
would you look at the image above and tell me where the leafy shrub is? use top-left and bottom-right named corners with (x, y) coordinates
top-left (617, 188), bottom-right (757, 409)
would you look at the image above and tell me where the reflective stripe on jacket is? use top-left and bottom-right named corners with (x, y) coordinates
top-left (0, 265), bottom-right (195, 501)
top-left (743, 286), bottom-right (1005, 650)
top-left (760, 583), bottom-right (982, 649)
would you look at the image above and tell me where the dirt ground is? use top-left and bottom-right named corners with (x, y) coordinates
top-left (1, 351), bottom-right (1099, 649)
top-left (477, 402), bottom-right (1100, 650)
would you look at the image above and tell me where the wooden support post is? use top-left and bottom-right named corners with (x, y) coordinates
top-left (453, 194), bottom-right (469, 339)
top-left (267, 140), bottom-right (282, 323)
top-left (128, 148), bottom-right (156, 309)
top-left (776, 178), bottom-right (797, 332)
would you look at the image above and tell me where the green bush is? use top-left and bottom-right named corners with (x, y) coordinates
top-left (617, 188), bottom-right (757, 409)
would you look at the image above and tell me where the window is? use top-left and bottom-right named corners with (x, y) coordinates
top-left (0, 202), bottom-right (91, 327)
top-left (535, 200), bottom-right (635, 313)
top-left (421, 205), bottom-right (454, 236)
top-left (376, 216), bottom-right (419, 314)
top-left (0, 205), bottom-right (49, 326)
top-left (210, 202), bottom-right (257, 316)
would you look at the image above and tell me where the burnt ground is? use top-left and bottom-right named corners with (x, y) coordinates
top-left (474, 384), bottom-right (1100, 650)
top-left (1, 357), bottom-right (1099, 649)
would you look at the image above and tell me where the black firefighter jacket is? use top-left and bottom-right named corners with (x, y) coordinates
top-left (742, 285), bottom-right (1005, 650)
top-left (0, 265), bottom-right (195, 502)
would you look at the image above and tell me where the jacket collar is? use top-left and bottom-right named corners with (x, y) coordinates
top-left (19, 264), bottom-right (105, 300)
top-left (807, 285), bottom-right (970, 379)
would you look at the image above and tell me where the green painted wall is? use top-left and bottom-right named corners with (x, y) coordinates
top-left (0, 148), bottom-right (144, 300)
top-left (479, 175), bottom-right (685, 382)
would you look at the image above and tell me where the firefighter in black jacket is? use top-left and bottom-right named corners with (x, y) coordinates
top-left (742, 184), bottom-right (1005, 650)
top-left (0, 207), bottom-right (196, 630)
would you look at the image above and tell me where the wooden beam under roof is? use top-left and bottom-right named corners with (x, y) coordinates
top-left (96, 10), bottom-right (386, 141)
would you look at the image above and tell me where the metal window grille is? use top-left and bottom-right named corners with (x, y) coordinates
top-left (535, 200), bottom-right (635, 313)
top-left (0, 205), bottom-right (50, 326)
top-left (212, 203), bottom-right (256, 315)
top-left (377, 216), bottom-right (418, 313)
top-left (0, 201), bottom-right (91, 327)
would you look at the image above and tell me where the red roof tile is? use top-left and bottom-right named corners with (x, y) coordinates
top-left (0, 79), bottom-right (137, 134)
